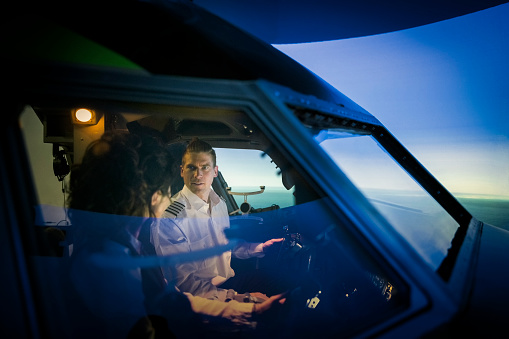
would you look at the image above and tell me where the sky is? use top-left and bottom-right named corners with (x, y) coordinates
top-left (274, 3), bottom-right (509, 199)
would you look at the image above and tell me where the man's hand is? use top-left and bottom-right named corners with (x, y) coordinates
top-left (262, 238), bottom-right (284, 252)
top-left (253, 292), bottom-right (287, 315)
top-left (249, 292), bottom-right (269, 302)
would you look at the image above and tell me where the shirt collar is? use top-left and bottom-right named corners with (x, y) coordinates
top-left (182, 185), bottom-right (221, 210)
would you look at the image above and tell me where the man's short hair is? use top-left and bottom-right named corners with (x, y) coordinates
top-left (182, 137), bottom-right (216, 166)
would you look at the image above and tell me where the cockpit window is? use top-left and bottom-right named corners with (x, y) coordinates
top-left (216, 148), bottom-right (296, 211)
top-left (310, 128), bottom-right (459, 271)
top-left (20, 96), bottom-right (411, 338)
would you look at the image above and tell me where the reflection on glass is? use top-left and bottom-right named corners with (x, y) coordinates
top-left (315, 132), bottom-right (459, 270)
top-left (226, 197), bottom-right (409, 336)
top-left (22, 104), bottom-right (410, 338)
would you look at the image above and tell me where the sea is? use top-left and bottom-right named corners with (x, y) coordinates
top-left (231, 187), bottom-right (509, 232)
top-left (456, 196), bottom-right (509, 231)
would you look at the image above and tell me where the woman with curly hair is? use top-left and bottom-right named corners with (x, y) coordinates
top-left (67, 131), bottom-right (184, 338)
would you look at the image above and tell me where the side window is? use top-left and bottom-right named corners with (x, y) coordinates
top-left (316, 134), bottom-right (459, 271)
top-left (216, 148), bottom-right (296, 211)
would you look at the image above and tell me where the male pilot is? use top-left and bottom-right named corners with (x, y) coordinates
top-left (152, 138), bottom-right (283, 302)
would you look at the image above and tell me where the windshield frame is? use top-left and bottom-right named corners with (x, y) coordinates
top-left (10, 62), bottom-right (465, 336)
top-left (256, 80), bottom-right (481, 299)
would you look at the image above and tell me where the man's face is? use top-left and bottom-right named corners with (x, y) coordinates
top-left (181, 151), bottom-right (218, 201)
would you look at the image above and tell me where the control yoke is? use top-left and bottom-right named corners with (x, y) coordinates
top-left (227, 186), bottom-right (265, 215)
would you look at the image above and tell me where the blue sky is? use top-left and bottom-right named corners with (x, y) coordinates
top-left (274, 3), bottom-right (509, 199)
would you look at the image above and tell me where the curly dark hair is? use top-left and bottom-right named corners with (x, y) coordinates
top-left (68, 131), bottom-right (176, 234)
top-left (137, 135), bottom-right (176, 216)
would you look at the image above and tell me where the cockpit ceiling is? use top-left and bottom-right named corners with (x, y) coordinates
top-left (118, 105), bottom-right (265, 148)
top-left (35, 102), bottom-right (269, 152)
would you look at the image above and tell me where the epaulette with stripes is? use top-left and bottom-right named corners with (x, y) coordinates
top-left (165, 201), bottom-right (185, 217)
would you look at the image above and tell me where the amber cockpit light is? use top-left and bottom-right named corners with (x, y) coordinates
top-left (72, 108), bottom-right (98, 125)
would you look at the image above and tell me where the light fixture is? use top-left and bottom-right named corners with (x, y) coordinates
top-left (72, 108), bottom-right (98, 125)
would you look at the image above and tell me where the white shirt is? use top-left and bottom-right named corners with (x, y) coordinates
top-left (153, 185), bottom-right (264, 301)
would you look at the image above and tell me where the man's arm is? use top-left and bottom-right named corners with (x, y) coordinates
top-left (184, 292), bottom-right (254, 326)
top-left (184, 291), bottom-right (287, 326)
top-left (232, 238), bottom-right (284, 259)
top-left (176, 265), bottom-right (225, 300)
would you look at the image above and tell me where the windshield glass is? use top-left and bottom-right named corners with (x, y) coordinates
top-left (313, 129), bottom-right (459, 270)
top-left (21, 101), bottom-right (410, 338)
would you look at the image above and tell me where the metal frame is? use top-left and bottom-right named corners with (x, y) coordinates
top-left (9, 61), bottom-right (472, 336)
